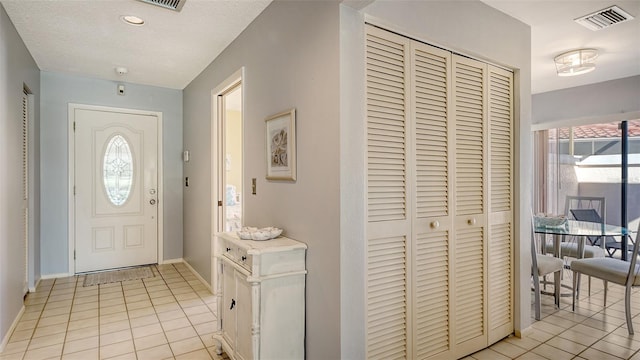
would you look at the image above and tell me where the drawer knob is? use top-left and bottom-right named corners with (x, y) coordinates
top-left (230, 299), bottom-right (236, 310)
top-left (226, 247), bottom-right (231, 252)
top-left (241, 256), bottom-right (247, 262)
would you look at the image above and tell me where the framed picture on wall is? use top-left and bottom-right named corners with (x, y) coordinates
top-left (265, 108), bottom-right (296, 181)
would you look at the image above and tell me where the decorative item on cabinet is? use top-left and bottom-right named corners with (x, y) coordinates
top-left (212, 232), bottom-right (307, 360)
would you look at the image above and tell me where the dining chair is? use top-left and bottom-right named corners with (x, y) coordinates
top-left (532, 222), bottom-right (564, 320)
top-left (546, 195), bottom-right (606, 295)
top-left (571, 222), bottom-right (640, 334)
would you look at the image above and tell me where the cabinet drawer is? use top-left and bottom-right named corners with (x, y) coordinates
top-left (236, 247), bottom-right (252, 272)
top-left (220, 237), bottom-right (253, 273)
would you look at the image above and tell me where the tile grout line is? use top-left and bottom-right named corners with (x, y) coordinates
top-left (168, 263), bottom-right (211, 355)
top-left (526, 287), bottom-right (640, 360)
top-left (161, 263), bottom-right (200, 358)
top-left (58, 275), bottom-right (80, 358)
top-left (120, 275), bottom-right (140, 360)
top-left (160, 263), bottom-right (213, 358)
top-left (20, 279), bottom-right (54, 360)
top-left (3, 264), bottom-right (223, 360)
top-left (148, 264), bottom-right (178, 359)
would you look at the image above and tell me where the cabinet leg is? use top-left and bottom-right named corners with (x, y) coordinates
top-left (214, 337), bottom-right (223, 355)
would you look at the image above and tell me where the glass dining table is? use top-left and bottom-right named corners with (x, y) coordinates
top-left (534, 218), bottom-right (629, 259)
top-left (534, 218), bottom-right (629, 297)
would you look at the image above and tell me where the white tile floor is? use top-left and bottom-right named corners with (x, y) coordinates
top-left (3, 263), bottom-right (640, 359)
top-left (0, 263), bottom-right (228, 360)
top-left (468, 272), bottom-right (640, 360)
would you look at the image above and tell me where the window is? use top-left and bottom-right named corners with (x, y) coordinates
top-left (103, 134), bottom-right (133, 206)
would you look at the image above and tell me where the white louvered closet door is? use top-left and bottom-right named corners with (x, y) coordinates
top-left (451, 55), bottom-right (489, 357)
top-left (487, 66), bottom-right (514, 343)
top-left (411, 42), bottom-right (454, 360)
top-left (365, 25), bottom-right (412, 360)
top-left (365, 24), bottom-right (514, 360)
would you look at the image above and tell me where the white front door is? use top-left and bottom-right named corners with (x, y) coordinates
top-left (74, 108), bottom-right (158, 273)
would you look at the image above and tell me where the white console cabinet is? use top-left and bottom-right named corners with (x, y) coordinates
top-left (213, 232), bottom-right (307, 360)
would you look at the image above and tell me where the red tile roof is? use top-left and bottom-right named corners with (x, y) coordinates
top-left (557, 122), bottom-right (640, 140)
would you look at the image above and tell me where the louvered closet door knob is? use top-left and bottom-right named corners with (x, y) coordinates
top-left (468, 218), bottom-right (476, 226)
top-left (430, 221), bottom-right (439, 229)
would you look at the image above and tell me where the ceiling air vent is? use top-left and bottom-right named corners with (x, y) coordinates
top-left (575, 5), bottom-right (634, 31)
top-left (136, 0), bottom-right (186, 12)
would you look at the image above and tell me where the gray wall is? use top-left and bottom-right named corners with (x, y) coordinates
top-left (339, 1), bottom-right (533, 356)
top-left (533, 75), bottom-right (640, 127)
top-left (0, 3), bottom-right (40, 346)
top-left (40, 71), bottom-right (183, 275)
top-left (183, 1), bottom-right (340, 359)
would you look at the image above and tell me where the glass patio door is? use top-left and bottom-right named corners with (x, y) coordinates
top-left (534, 120), bottom-right (639, 259)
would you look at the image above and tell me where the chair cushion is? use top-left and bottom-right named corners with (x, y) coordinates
top-left (571, 258), bottom-right (640, 286)
top-left (535, 254), bottom-right (563, 276)
top-left (545, 242), bottom-right (605, 258)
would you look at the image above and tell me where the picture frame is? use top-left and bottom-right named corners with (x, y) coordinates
top-left (265, 108), bottom-right (296, 181)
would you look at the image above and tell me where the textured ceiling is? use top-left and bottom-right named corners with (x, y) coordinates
top-left (1, 0), bottom-right (271, 89)
top-left (481, 0), bottom-right (640, 94)
top-left (2, 1), bottom-right (637, 93)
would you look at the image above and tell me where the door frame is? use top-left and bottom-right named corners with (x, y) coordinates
top-left (24, 87), bottom-right (36, 292)
top-left (211, 68), bottom-right (244, 292)
top-left (67, 103), bottom-right (164, 274)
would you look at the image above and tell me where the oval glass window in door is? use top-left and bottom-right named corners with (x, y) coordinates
top-left (103, 134), bottom-right (133, 206)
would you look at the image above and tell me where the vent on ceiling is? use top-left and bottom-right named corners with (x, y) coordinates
top-left (575, 5), bottom-right (634, 31)
top-left (136, 0), bottom-right (186, 12)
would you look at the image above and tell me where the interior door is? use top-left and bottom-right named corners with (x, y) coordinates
top-left (74, 108), bottom-right (158, 273)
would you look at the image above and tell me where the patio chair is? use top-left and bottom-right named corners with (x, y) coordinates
top-left (545, 196), bottom-right (606, 295)
top-left (571, 222), bottom-right (640, 334)
top-left (570, 208), bottom-right (622, 257)
top-left (532, 222), bottom-right (563, 320)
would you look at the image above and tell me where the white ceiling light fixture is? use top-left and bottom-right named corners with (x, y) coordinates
top-left (121, 15), bottom-right (145, 26)
top-left (554, 49), bottom-right (598, 77)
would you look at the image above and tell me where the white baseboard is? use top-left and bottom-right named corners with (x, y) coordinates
top-left (0, 305), bottom-right (25, 353)
top-left (40, 273), bottom-right (72, 280)
top-left (182, 260), bottom-right (213, 293)
top-left (28, 277), bottom-right (42, 293)
top-left (515, 325), bottom-right (533, 339)
top-left (160, 258), bottom-right (184, 265)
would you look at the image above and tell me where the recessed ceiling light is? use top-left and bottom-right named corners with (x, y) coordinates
top-left (121, 15), bottom-right (145, 26)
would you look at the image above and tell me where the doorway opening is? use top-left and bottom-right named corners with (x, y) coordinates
top-left (211, 69), bottom-right (243, 293)
top-left (221, 85), bottom-right (243, 232)
top-left (533, 120), bottom-right (640, 259)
